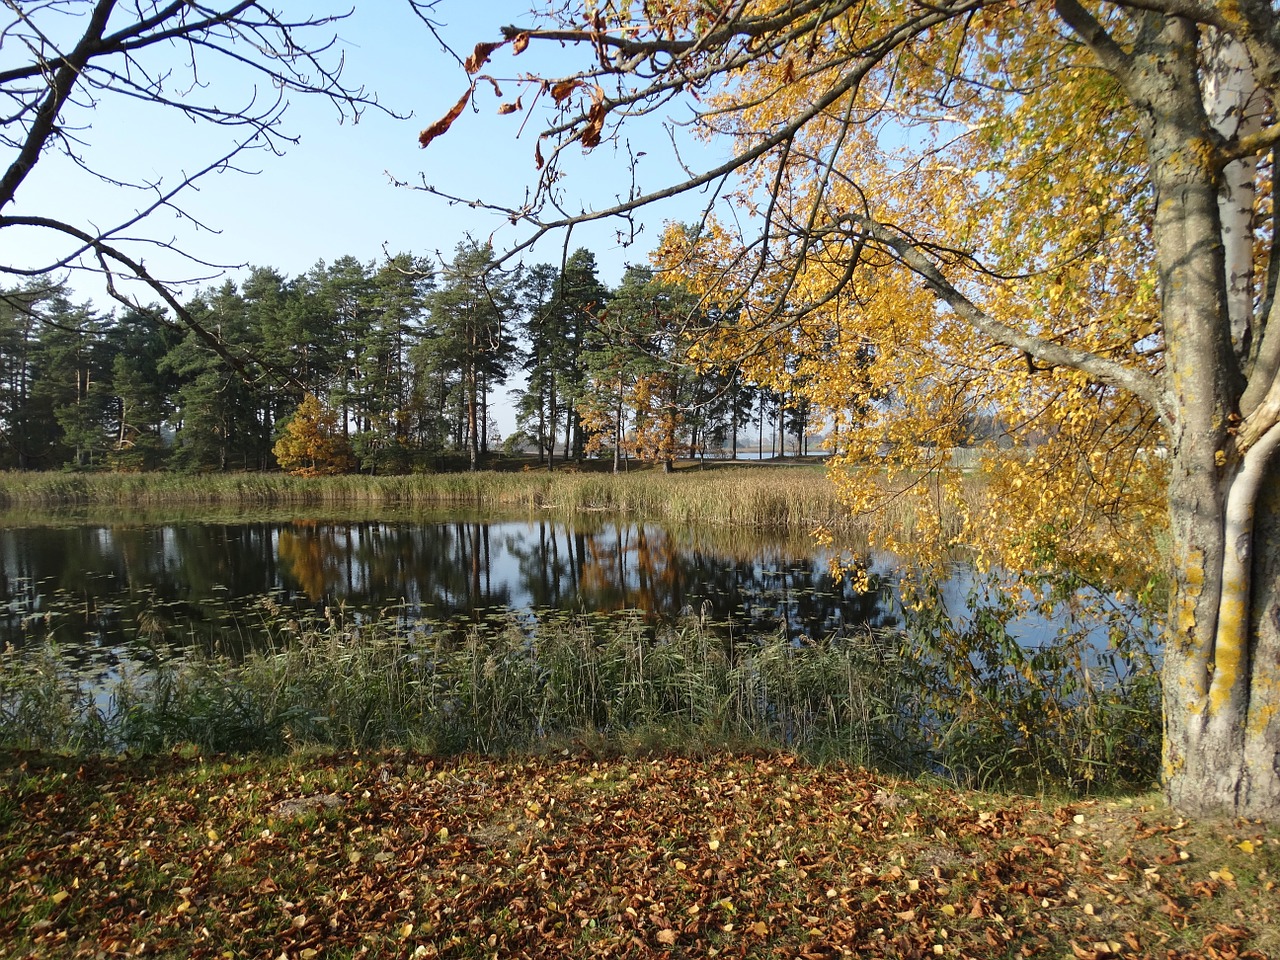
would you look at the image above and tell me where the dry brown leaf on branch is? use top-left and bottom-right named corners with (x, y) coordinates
top-left (465, 41), bottom-right (503, 74)
top-left (498, 98), bottom-right (522, 115)
top-left (551, 79), bottom-right (581, 103)
top-left (580, 86), bottom-right (608, 149)
top-left (512, 32), bottom-right (530, 55)
top-left (419, 89), bottom-right (472, 148)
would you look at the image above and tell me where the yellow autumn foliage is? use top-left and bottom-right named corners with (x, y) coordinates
top-left (648, 2), bottom-right (1165, 596)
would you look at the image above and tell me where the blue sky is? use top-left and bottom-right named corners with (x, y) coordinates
top-left (7, 1), bottom-right (722, 304)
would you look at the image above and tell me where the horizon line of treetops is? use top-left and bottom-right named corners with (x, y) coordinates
top-left (0, 239), bottom-right (829, 476)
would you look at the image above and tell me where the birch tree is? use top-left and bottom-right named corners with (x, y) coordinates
top-left (419, 0), bottom-right (1280, 819)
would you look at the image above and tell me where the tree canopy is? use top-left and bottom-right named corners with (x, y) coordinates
top-left (422, 0), bottom-right (1280, 819)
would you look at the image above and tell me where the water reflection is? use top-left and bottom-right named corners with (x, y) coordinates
top-left (0, 513), bottom-right (897, 659)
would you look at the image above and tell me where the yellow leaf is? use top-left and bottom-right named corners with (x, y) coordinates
top-left (1220, 868), bottom-right (1235, 882)
top-left (50, 890), bottom-right (70, 905)
top-left (436, 827), bottom-right (449, 842)
top-left (400, 923), bottom-right (414, 938)
top-left (940, 905), bottom-right (956, 918)
top-left (749, 920), bottom-right (769, 936)
top-left (206, 828), bottom-right (219, 841)
top-left (1238, 840), bottom-right (1256, 854)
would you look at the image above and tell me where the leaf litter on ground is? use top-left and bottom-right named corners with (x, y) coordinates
top-left (1, 748), bottom-right (1276, 959)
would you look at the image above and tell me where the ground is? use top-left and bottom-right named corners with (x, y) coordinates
top-left (1, 749), bottom-right (1276, 959)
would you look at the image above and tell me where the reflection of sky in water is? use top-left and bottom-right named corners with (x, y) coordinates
top-left (0, 513), bottom-right (1153, 688)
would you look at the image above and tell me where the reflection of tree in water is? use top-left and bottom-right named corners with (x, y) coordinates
top-left (1, 516), bottom-right (895, 661)
top-left (277, 522), bottom-right (336, 601)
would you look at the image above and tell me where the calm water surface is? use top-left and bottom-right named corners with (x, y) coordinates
top-left (1, 509), bottom-right (913, 668)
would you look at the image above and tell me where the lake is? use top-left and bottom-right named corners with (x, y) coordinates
top-left (0, 506), bottom-right (1145, 685)
top-left (0, 508), bottom-right (909, 665)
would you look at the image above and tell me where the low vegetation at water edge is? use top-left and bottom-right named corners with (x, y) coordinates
top-left (0, 466), bottom-right (862, 530)
top-left (1, 601), bottom-right (1160, 796)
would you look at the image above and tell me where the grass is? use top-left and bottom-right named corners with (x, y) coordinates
top-left (0, 748), bottom-right (1275, 960)
top-left (0, 601), bottom-right (1161, 796)
top-left (0, 607), bottom-right (908, 766)
top-left (0, 465), bottom-right (869, 531)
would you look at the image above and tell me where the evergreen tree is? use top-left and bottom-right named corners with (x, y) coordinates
top-left (426, 241), bottom-right (519, 470)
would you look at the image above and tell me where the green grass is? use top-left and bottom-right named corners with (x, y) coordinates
top-left (1, 601), bottom-right (1160, 795)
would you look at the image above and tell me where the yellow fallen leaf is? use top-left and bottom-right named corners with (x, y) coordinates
top-left (1238, 840), bottom-right (1256, 854)
top-left (436, 827), bottom-right (449, 842)
top-left (940, 904), bottom-right (956, 918)
top-left (206, 828), bottom-right (219, 842)
top-left (50, 890), bottom-right (70, 905)
top-left (749, 920), bottom-right (768, 936)
top-left (400, 923), bottom-right (414, 938)
top-left (1220, 868), bottom-right (1236, 882)
top-left (708, 839), bottom-right (721, 851)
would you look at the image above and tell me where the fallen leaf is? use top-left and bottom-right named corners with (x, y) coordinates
top-left (656, 928), bottom-right (678, 945)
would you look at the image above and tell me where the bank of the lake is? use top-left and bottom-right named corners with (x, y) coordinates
top-left (0, 465), bottom-right (873, 531)
top-left (2, 748), bottom-right (1276, 960)
top-left (0, 466), bottom-right (1161, 800)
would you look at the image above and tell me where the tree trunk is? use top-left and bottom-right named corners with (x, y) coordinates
top-left (613, 392), bottom-right (622, 474)
top-left (1138, 25), bottom-right (1280, 818)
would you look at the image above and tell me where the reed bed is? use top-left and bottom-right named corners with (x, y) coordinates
top-left (0, 601), bottom-right (1161, 793)
top-left (0, 466), bottom-right (864, 530)
top-left (0, 607), bottom-right (905, 765)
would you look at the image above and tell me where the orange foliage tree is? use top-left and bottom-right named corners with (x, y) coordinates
top-left (273, 394), bottom-right (355, 477)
